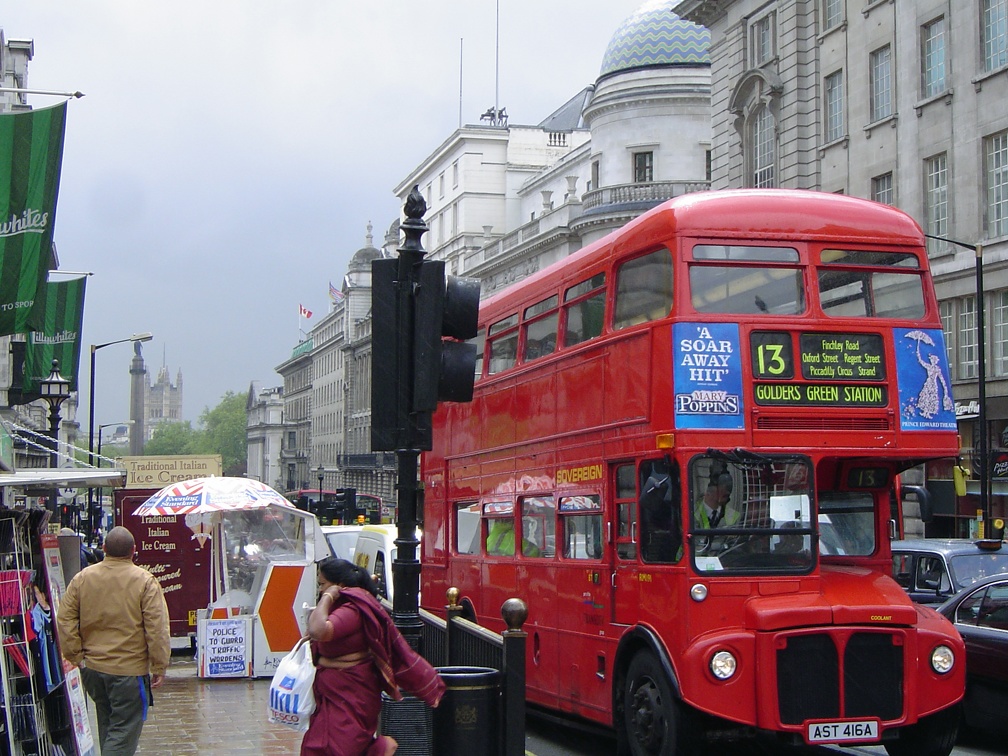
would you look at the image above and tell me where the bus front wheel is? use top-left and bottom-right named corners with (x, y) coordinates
top-left (883, 706), bottom-right (958, 756)
top-left (622, 651), bottom-right (692, 756)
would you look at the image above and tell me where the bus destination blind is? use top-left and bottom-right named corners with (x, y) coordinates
top-left (751, 331), bottom-right (887, 408)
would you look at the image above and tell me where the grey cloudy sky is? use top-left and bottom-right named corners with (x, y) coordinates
top-left (4, 0), bottom-right (640, 426)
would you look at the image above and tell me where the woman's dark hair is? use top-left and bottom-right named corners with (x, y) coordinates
top-left (317, 557), bottom-right (380, 597)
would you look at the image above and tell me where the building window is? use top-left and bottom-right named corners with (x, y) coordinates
top-left (633, 151), bottom-right (653, 183)
top-left (984, 0), bottom-right (1008, 72)
top-left (869, 46), bottom-right (892, 122)
top-left (749, 11), bottom-right (776, 66)
top-left (751, 106), bottom-right (776, 188)
top-left (823, 0), bottom-right (843, 31)
top-left (452, 160), bottom-right (459, 187)
top-left (921, 17), bottom-right (947, 98)
top-left (439, 172), bottom-right (445, 198)
top-left (996, 291), bottom-right (1008, 376)
top-left (959, 296), bottom-right (979, 380)
top-left (824, 70), bottom-right (844, 143)
top-left (872, 173), bottom-right (893, 205)
top-left (986, 130), bottom-right (1008, 237)
top-left (924, 153), bottom-right (948, 253)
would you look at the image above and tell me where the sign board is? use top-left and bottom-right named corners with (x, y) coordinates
top-left (114, 489), bottom-right (211, 638)
top-left (197, 616), bottom-right (253, 678)
top-left (118, 455), bottom-right (222, 489)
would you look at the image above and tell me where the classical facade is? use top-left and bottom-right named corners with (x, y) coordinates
top-left (266, 0), bottom-right (713, 514)
top-left (675, 0), bottom-right (1008, 534)
top-left (144, 362), bottom-right (183, 441)
top-left (246, 383), bottom-right (283, 490)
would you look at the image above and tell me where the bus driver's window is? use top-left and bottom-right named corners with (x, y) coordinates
top-left (639, 459), bottom-right (682, 563)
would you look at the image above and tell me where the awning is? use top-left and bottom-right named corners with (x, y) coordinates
top-left (0, 468), bottom-right (126, 488)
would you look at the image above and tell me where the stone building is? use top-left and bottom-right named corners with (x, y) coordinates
top-left (674, 0), bottom-right (1008, 534)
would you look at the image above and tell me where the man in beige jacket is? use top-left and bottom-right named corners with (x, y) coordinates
top-left (57, 526), bottom-right (170, 756)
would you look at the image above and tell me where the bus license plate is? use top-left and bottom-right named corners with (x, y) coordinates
top-left (806, 719), bottom-right (880, 744)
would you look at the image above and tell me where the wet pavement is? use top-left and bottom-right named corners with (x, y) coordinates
top-left (134, 650), bottom-right (303, 755)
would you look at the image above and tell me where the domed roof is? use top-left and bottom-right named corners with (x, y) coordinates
top-left (348, 222), bottom-right (381, 272)
top-left (599, 0), bottom-right (709, 80)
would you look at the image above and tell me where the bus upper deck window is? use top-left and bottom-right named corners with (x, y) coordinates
top-left (818, 250), bottom-right (925, 319)
top-left (487, 315), bottom-right (518, 374)
top-left (689, 245), bottom-right (803, 315)
top-left (613, 249), bottom-right (673, 330)
top-left (563, 273), bottom-right (606, 347)
top-left (522, 296), bottom-right (559, 362)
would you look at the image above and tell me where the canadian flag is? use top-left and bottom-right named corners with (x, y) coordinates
top-left (299, 304), bottom-right (313, 319)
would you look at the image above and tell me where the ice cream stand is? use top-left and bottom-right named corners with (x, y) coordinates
top-left (133, 476), bottom-right (327, 678)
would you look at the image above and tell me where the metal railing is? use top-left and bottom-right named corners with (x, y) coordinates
top-left (406, 589), bottom-right (528, 756)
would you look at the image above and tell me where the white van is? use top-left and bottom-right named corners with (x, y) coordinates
top-left (352, 525), bottom-right (421, 602)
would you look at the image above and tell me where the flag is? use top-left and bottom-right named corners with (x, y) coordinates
top-left (0, 102), bottom-right (68, 336)
top-left (299, 304), bottom-right (313, 319)
top-left (22, 275), bottom-right (86, 393)
top-left (329, 281), bottom-right (344, 304)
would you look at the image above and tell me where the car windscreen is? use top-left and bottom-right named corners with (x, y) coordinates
top-left (949, 552), bottom-right (1008, 588)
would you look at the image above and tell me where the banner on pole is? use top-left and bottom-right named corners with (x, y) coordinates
top-left (23, 275), bottom-right (86, 393)
top-left (0, 102), bottom-right (68, 336)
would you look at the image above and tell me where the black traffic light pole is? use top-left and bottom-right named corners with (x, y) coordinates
top-left (389, 189), bottom-right (426, 649)
top-left (372, 186), bottom-right (480, 651)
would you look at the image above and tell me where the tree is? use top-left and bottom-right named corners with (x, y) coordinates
top-left (141, 391), bottom-right (248, 475)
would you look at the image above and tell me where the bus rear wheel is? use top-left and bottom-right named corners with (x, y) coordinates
top-left (622, 651), bottom-right (692, 756)
top-left (883, 706), bottom-right (959, 756)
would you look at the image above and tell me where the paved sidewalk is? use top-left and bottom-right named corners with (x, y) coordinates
top-left (134, 652), bottom-right (303, 755)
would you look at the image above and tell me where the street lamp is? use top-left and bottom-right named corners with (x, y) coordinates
top-left (92, 420), bottom-right (133, 539)
top-left (40, 359), bottom-right (71, 518)
top-left (87, 332), bottom-right (152, 544)
top-left (925, 233), bottom-right (987, 536)
top-left (316, 466), bottom-right (325, 517)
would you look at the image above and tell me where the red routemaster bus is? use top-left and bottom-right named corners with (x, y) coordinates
top-left (420, 190), bottom-right (965, 756)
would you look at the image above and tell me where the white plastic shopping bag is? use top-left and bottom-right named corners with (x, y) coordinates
top-left (267, 637), bottom-right (316, 732)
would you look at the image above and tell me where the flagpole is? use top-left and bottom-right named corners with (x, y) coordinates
top-left (0, 87), bottom-right (84, 99)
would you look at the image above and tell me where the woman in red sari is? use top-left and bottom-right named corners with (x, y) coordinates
top-left (301, 558), bottom-right (444, 756)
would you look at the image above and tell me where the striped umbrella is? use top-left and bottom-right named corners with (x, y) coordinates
top-left (132, 476), bottom-right (295, 516)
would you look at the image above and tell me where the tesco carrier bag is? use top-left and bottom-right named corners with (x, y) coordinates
top-left (268, 638), bottom-right (316, 732)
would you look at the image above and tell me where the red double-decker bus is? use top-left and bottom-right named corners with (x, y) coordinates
top-left (420, 190), bottom-right (964, 755)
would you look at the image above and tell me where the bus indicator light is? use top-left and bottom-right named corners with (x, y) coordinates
top-left (655, 433), bottom-right (675, 449)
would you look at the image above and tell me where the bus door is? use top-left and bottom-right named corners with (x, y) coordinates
top-left (554, 493), bottom-right (609, 713)
top-left (612, 459), bottom-right (683, 626)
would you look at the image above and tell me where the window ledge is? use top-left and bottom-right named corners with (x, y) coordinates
top-left (915, 89), bottom-right (953, 117)
top-left (861, 0), bottom-right (893, 18)
top-left (973, 64), bottom-right (1008, 92)
top-left (816, 21), bottom-right (847, 45)
top-left (864, 114), bottom-right (898, 138)
top-left (818, 135), bottom-right (849, 158)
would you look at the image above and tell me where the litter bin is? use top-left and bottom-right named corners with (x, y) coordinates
top-left (432, 666), bottom-right (500, 756)
top-left (380, 693), bottom-right (432, 756)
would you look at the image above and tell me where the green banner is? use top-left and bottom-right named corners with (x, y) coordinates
top-left (23, 275), bottom-right (86, 393)
top-left (0, 102), bottom-right (68, 336)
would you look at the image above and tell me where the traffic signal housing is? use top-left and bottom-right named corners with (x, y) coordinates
top-left (413, 260), bottom-right (481, 412)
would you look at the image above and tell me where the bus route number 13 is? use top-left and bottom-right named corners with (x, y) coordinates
top-left (751, 332), bottom-right (794, 379)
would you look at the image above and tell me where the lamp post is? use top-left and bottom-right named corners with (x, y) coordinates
top-left (316, 466), bottom-right (325, 518)
top-left (40, 359), bottom-right (71, 519)
top-left (926, 234), bottom-right (987, 536)
top-left (94, 420), bottom-right (133, 538)
top-left (87, 332), bottom-right (152, 544)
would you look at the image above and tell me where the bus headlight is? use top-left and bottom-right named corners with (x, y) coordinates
top-left (710, 650), bottom-right (737, 680)
top-left (930, 645), bottom-right (954, 674)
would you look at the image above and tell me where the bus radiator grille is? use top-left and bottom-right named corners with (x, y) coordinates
top-left (755, 417), bottom-right (890, 431)
top-left (843, 632), bottom-right (902, 720)
top-left (777, 634), bottom-right (839, 724)
top-left (776, 632), bottom-right (903, 726)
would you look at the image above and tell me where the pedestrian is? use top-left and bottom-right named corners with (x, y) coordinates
top-left (56, 526), bottom-right (170, 756)
top-left (301, 557), bottom-right (445, 756)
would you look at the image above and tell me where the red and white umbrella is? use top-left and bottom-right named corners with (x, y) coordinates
top-left (132, 476), bottom-right (295, 517)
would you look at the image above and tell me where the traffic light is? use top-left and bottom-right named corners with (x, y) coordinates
top-left (333, 487), bottom-right (357, 524)
top-left (413, 260), bottom-right (480, 412)
top-left (371, 257), bottom-right (409, 451)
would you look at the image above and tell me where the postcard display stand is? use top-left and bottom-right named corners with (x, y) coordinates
top-left (0, 511), bottom-right (89, 756)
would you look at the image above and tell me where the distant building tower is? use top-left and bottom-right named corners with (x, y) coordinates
top-left (145, 362), bottom-right (183, 441)
top-left (129, 342), bottom-right (147, 455)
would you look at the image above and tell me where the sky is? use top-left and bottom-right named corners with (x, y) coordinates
top-left (3, 0), bottom-right (641, 428)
